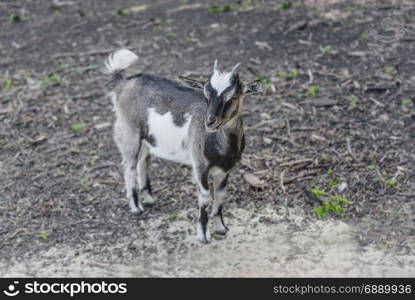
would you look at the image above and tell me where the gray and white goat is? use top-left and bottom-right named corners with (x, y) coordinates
top-left (104, 49), bottom-right (260, 243)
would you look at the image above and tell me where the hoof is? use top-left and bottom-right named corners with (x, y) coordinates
top-left (130, 206), bottom-right (143, 215)
top-left (129, 195), bottom-right (143, 215)
top-left (142, 193), bottom-right (155, 207)
top-left (142, 198), bottom-right (155, 207)
top-left (198, 235), bottom-right (210, 244)
top-left (214, 226), bottom-right (229, 236)
top-left (197, 223), bottom-right (210, 244)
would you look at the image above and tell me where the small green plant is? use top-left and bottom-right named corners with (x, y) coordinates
top-left (384, 66), bottom-right (395, 73)
top-left (4, 78), bottom-right (13, 89)
top-left (314, 196), bottom-right (352, 218)
top-left (331, 196), bottom-right (352, 205)
top-left (311, 188), bottom-right (328, 198)
top-left (321, 45), bottom-right (333, 55)
top-left (164, 18), bottom-right (175, 24)
top-left (38, 233), bottom-right (49, 240)
top-left (349, 95), bottom-right (359, 109)
top-left (257, 75), bottom-right (271, 85)
top-left (313, 202), bottom-right (343, 218)
top-left (89, 156), bottom-right (98, 167)
top-left (275, 2), bottom-right (292, 10)
top-left (328, 177), bottom-right (341, 187)
top-left (80, 177), bottom-right (92, 192)
top-left (360, 33), bottom-right (368, 39)
top-left (287, 70), bottom-right (299, 79)
top-left (327, 168), bottom-right (334, 176)
top-left (320, 153), bottom-right (331, 162)
top-left (8, 14), bottom-right (28, 22)
top-left (279, 70), bottom-right (299, 80)
top-left (41, 73), bottom-right (59, 88)
top-left (367, 165), bottom-right (376, 171)
top-left (165, 32), bottom-right (176, 38)
top-left (386, 178), bottom-right (397, 188)
top-left (308, 86), bottom-right (320, 97)
top-left (402, 99), bottom-right (411, 105)
top-left (313, 206), bottom-right (327, 218)
top-left (168, 215), bottom-right (177, 221)
top-left (70, 123), bottom-right (85, 134)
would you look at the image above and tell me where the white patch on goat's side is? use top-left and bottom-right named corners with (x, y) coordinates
top-left (104, 49), bottom-right (138, 74)
top-left (146, 108), bottom-right (192, 165)
top-left (210, 70), bottom-right (233, 95)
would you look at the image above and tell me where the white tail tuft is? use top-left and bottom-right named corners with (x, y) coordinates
top-left (104, 49), bottom-right (138, 75)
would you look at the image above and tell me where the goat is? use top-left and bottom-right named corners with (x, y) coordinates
top-left (104, 49), bottom-right (261, 243)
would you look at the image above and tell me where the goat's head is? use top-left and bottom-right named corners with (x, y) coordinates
top-left (179, 61), bottom-right (261, 131)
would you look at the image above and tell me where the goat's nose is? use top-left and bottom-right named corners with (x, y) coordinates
top-left (206, 115), bottom-right (216, 126)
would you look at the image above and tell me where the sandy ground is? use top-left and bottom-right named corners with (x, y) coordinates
top-left (2, 205), bottom-right (414, 277)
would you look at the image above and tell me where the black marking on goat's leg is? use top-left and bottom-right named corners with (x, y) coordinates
top-left (140, 175), bottom-right (152, 195)
top-left (194, 165), bottom-right (211, 243)
top-left (212, 172), bottom-right (229, 235)
top-left (140, 175), bottom-right (155, 207)
top-left (199, 204), bottom-right (209, 244)
top-left (216, 204), bottom-right (228, 235)
top-left (218, 173), bottom-right (229, 190)
top-left (137, 148), bottom-right (155, 207)
top-left (132, 187), bottom-right (142, 214)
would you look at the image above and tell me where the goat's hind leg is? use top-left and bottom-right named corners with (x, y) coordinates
top-left (212, 170), bottom-right (229, 235)
top-left (137, 144), bottom-right (155, 207)
top-left (114, 120), bottom-right (143, 214)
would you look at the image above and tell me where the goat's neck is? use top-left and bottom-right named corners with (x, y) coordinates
top-left (221, 99), bottom-right (245, 139)
top-left (215, 114), bottom-right (244, 150)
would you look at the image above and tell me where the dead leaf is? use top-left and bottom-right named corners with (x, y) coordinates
top-left (30, 135), bottom-right (48, 145)
top-left (244, 173), bottom-right (265, 189)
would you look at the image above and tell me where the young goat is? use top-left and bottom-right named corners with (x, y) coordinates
top-left (104, 49), bottom-right (260, 243)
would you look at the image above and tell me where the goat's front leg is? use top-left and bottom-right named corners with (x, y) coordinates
top-left (193, 165), bottom-right (210, 244)
top-left (212, 170), bottom-right (229, 235)
top-left (137, 144), bottom-right (155, 207)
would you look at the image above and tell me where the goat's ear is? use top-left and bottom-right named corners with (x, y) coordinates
top-left (243, 80), bottom-right (262, 95)
top-left (178, 76), bottom-right (206, 90)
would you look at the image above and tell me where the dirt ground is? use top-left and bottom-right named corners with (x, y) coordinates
top-left (1, 0), bottom-right (414, 277)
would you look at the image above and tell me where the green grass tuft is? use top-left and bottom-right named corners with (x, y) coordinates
top-left (311, 188), bottom-right (328, 198)
top-left (321, 45), bottom-right (333, 56)
top-left (308, 86), bottom-right (320, 97)
top-left (384, 66), bottom-right (395, 73)
top-left (4, 78), bottom-right (13, 89)
top-left (257, 75), bottom-right (271, 85)
top-left (70, 123), bottom-right (85, 134)
top-left (386, 178), bottom-right (397, 188)
top-left (314, 196), bottom-right (352, 218)
top-left (275, 2), bottom-right (292, 10)
top-left (41, 73), bottom-right (59, 89)
top-left (38, 233), bottom-right (49, 240)
top-left (168, 215), bottom-right (177, 221)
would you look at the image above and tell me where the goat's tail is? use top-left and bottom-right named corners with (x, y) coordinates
top-left (103, 49), bottom-right (138, 84)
